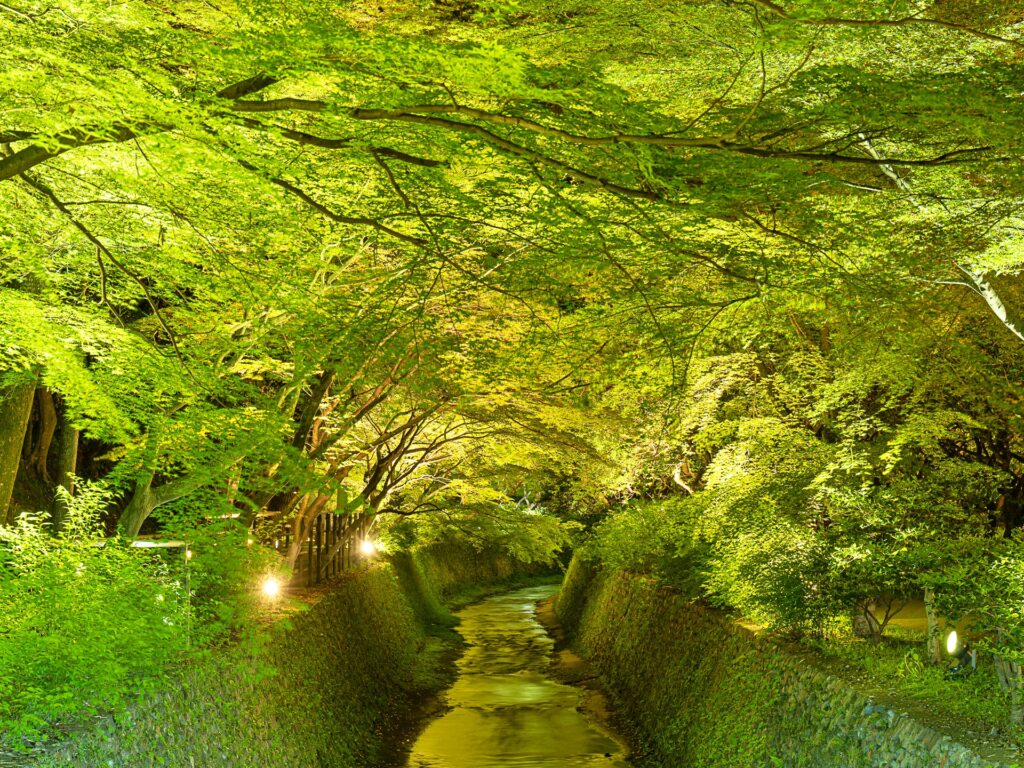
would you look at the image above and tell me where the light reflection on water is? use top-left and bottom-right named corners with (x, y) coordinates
top-left (405, 585), bottom-right (629, 768)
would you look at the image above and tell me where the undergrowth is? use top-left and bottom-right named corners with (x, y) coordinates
top-left (801, 627), bottom-right (1013, 740)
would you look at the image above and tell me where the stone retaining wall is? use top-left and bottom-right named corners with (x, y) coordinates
top-left (37, 543), bottom-right (542, 768)
top-left (556, 557), bottom-right (1011, 768)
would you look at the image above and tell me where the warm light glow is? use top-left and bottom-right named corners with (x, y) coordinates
top-left (946, 629), bottom-right (959, 655)
top-left (262, 576), bottom-right (281, 599)
top-left (131, 540), bottom-right (186, 549)
top-left (184, 549), bottom-right (193, 560)
top-left (246, 538), bottom-right (254, 546)
top-left (360, 539), bottom-right (376, 556)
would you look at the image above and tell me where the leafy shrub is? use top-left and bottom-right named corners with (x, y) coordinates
top-left (705, 522), bottom-right (840, 634)
top-left (0, 485), bottom-right (187, 749)
top-left (585, 497), bottom-right (711, 597)
top-left (160, 527), bottom-right (280, 648)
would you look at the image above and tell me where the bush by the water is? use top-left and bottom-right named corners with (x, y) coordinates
top-left (0, 483), bottom-right (276, 752)
top-left (0, 486), bottom-right (189, 748)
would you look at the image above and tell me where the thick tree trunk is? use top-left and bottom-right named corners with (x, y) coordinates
top-left (284, 495), bottom-right (312, 567)
top-left (851, 606), bottom-right (874, 638)
top-left (239, 370), bottom-right (336, 522)
top-left (118, 473), bottom-right (156, 538)
top-left (290, 369), bottom-right (334, 450)
top-left (284, 491), bottom-right (336, 569)
top-left (28, 388), bottom-right (57, 480)
top-left (50, 401), bottom-right (79, 532)
top-left (118, 453), bottom-right (240, 538)
top-left (0, 376), bottom-right (37, 524)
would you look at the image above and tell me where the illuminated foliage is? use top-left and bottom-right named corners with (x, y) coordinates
top-left (2, 0), bottom-right (1024, 743)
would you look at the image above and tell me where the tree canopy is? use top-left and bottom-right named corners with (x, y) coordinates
top-left (4, 0), bottom-right (1024, 747)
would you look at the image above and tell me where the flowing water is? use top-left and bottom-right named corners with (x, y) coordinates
top-left (402, 585), bottom-right (629, 768)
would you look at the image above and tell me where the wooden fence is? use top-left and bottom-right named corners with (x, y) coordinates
top-left (272, 513), bottom-right (370, 587)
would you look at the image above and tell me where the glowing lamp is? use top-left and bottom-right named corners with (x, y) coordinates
top-left (360, 539), bottom-right (377, 557)
top-left (262, 576), bottom-right (281, 599)
top-left (946, 630), bottom-right (959, 655)
top-left (184, 549), bottom-right (193, 561)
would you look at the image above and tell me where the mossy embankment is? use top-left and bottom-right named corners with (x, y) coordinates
top-left (392, 541), bottom-right (556, 614)
top-left (37, 543), bottom-right (546, 768)
top-left (557, 556), bottom-right (1010, 768)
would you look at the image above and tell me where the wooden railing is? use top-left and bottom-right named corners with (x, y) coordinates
top-left (273, 513), bottom-right (369, 587)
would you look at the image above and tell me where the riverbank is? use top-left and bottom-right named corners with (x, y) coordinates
top-left (557, 557), bottom-right (1012, 768)
top-left (24, 543), bottom-right (547, 768)
top-left (535, 592), bottom-right (627, 750)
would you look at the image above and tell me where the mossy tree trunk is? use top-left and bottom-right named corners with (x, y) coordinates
top-left (0, 375), bottom-right (37, 524)
top-left (994, 649), bottom-right (1024, 726)
top-left (50, 399), bottom-right (79, 532)
top-left (27, 387), bottom-right (57, 481)
top-left (117, 468), bottom-right (224, 538)
top-left (118, 473), bottom-right (158, 539)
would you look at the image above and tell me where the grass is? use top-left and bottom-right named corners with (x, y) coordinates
top-left (798, 626), bottom-right (1019, 760)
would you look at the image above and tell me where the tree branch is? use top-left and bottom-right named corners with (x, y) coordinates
top-left (230, 98), bottom-right (326, 113)
top-left (216, 72), bottom-right (279, 100)
top-left (350, 109), bottom-right (661, 200)
top-left (745, 0), bottom-right (1023, 48)
top-left (352, 106), bottom-right (999, 167)
top-left (20, 172), bottom-right (189, 369)
top-left (233, 157), bottom-right (427, 246)
top-left (0, 123), bottom-right (147, 182)
top-left (229, 114), bottom-right (446, 165)
top-left (291, 369), bottom-right (335, 450)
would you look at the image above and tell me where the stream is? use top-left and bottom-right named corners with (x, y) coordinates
top-left (401, 585), bottom-right (629, 768)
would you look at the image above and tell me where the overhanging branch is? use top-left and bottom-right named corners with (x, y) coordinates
top-left (745, 0), bottom-right (1023, 47)
top-left (234, 157), bottom-right (427, 246)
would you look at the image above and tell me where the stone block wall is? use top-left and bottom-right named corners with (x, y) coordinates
top-left (557, 558), bottom-right (1009, 768)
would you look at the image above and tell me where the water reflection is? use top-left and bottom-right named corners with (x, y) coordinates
top-left (405, 585), bottom-right (629, 768)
